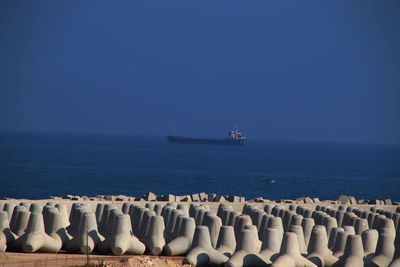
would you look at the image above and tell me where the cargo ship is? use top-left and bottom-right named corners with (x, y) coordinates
top-left (167, 129), bottom-right (247, 146)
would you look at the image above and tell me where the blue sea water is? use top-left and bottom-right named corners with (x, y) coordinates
top-left (0, 132), bottom-right (399, 201)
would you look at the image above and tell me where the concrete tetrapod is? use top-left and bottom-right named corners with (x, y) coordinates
top-left (127, 204), bottom-right (137, 217)
top-left (202, 213), bottom-right (222, 248)
top-left (9, 206), bottom-right (26, 234)
top-left (167, 202), bottom-right (178, 209)
top-left (343, 225), bottom-right (355, 235)
top-left (98, 204), bottom-right (116, 237)
top-left (177, 204), bottom-right (189, 217)
top-left (278, 207), bottom-right (286, 218)
top-left (390, 258), bottom-right (400, 267)
top-left (332, 230), bottom-right (350, 258)
top-left (272, 232), bottom-right (317, 267)
top-left (362, 229), bottom-right (379, 260)
top-left (328, 228), bottom-right (344, 250)
top-left (252, 210), bottom-right (266, 231)
top-left (389, 231), bottom-right (400, 266)
top-left (121, 203), bottom-right (129, 214)
top-left (332, 235), bottom-right (364, 267)
top-left (245, 205), bottom-right (256, 217)
top-left (248, 207), bottom-right (259, 223)
top-left (271, 206), bottom-right (281, 217)
top-left (164, 217), bottom-right (196, 256)
top-left (303, 209), bottom-right (313, 219)
top-left (98, 206), bottom-right (114, 238)
top-left (307, 225), bottom-right (338, 267)
top-left (189, 204), bottom-right (200, 218)
top-left (303, 217), bottom-right (316, 247)
top-left (165, 209), bottom-right (183, 241)
top-left (377, 218), bottom-right (396, 237)
top-left (106, 209), bottom-right (123, 238)
top-left (267, 216), bottom-right (284, 237)
top-left (161, 206), bottom-right (174, 230)
top-left (342, 212), bottom-right (357, 227)
top-left (145, 203), bottom-right (155, 211)
top-left (222, 209), bottom-right (236, 226)
top-left (29, 203), bottom-right (42, 214)
top-left (366, 212), bottom-right (375, 227)
top-left (354, 218), bottom-right (369, 235)
top-left (3, 203), bottom-right (15, 221)
top-left (226, 227), bottom-right (269, 267)
top-left (171, 214), bottom-right (185, 240)
top-left (289, 225), bottom-right (307, 255)
top-left (335, 211), bottom-right (345, 228)
top-left (67, 203), bottom-right (80, 235)
top-left (55, 203), bottom-right (69, 228)
top-left (109, 214), bottom-right (145, 256)
top-left (370, 213), bottom-right (381, 229)
top-left (144, 215), bottom-right (165, 255)
top-left (131, 206), bottom-right (147, 237)
top-left (95, 203), bottom-right (105, 223)
top-left (220, 209), bottom-right (232, 226)
top-left (242, 204), bottom-right (252, 215)
top-left (290, 215), bottom-right (304, 228)
top-left (216, 225), bottom-right (236, 257)
top-left (43, 207), bottom-right (70, 247)
top-left (66, 212), bottom-right (104, 253)
top-left (18, 212), bottom-right (62, 253)
top-left (138, 210), bottom-right (156, 241)
top-left (195, 208), bottom-right (207, 226)
top-left (372, 215), bottom-right (386, 231)
top-left (68, 205), bottom-right (90, 237)
top-left (79, 212), bottom-right (104, 253)
top-left (10, 209), bottom-right (30, 237)
top-left (312, 211), bottom-right (324, 225)
top-left (283, 211), bottom-right (297, 232)
top-left (258, 214), bottom-right (273, 240)
top-left (323, 217), bottom-right (338, 240)
top-left (227, 211), bottom-right (241, 227)
top-left (154, 204), bottom-right (164, 216)
top-left (264, 204), bottom-right (274, 214)
top-left (259, 228), bottom-right (282, 264)
top-left (19, 202), bottom-right (31, 211)
top-left (183, 226), bottom-right (229, 267)
top-left (394, 231), bottom-right (400, 259)
top-left (243, 224), bottom-right (262, 251)
top-left (44, 202), bottom-right (55, 208)
top-left (218, 205), bottom-right (233, 219)
top-left (366, 229), bottom-right (395, 267)
top-left (234, 215), bottom-right (253, 242)
top-left (0, 211), bottom-right (15, 252)
top-left (393, 213), bottom-right (400, 232)
top-left (217, 204), bottom-right (232, 219)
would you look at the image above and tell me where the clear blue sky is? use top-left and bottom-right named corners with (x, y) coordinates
top-left (1, 1), bottom-right (399, 144)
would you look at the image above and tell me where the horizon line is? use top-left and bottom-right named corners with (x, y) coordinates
top-left (0, 128), bottom-right (399, 147)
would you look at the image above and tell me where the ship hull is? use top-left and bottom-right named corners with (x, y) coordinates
top-left (167, 136), bottom-right (245, 146)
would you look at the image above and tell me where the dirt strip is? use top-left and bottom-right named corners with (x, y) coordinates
top-left (0, 252), bottom-right (187, 267)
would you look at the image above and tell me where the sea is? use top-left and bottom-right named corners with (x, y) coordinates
top-left (0, 132), bottom-right (399, 202)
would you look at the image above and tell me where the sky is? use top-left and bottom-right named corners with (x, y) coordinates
top-left (1, 1), bottom-right (399, 144)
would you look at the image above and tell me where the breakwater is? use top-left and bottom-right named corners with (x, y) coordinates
top-left (0, 194), bottom-right (399, 266)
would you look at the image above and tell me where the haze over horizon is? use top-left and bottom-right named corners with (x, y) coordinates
top-left (1, 1), bottom-right (400, 144)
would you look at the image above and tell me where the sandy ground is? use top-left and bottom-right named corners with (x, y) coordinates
top-left (0, 252), bottom-right (187, 267)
